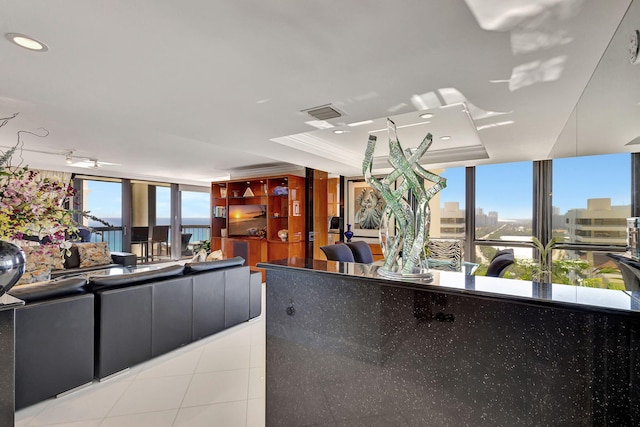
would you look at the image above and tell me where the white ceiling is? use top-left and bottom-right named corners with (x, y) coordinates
top-left (0, 0), bottom-right (638, 186)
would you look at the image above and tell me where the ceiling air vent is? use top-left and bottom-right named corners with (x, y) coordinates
top-left (302, 104), bottom-right (343, 120)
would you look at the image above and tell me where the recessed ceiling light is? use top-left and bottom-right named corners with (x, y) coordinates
top-left (369, 121), bottom-right (431, 134)
top-left (347, 120), bottom-right (373, 127)
top-left (333, 130), bottom-right (348, 134)
top-left (476, 120), bottom-right (515, 131)
top-left (419, 113), bottom-right (434, 119)
top-left (440, 136), bottom-right (451, 141)
top-left (5, 32), bottom-right (48, 51)
top-left (305, 120), bottom-right (334, 130)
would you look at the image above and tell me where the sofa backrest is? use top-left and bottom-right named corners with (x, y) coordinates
top-left (10, 277), bottom-right (88, 303)
top-left (87, 264), bottom-right (185, 292)
top-left (184, 256), bottom-right (246, 274)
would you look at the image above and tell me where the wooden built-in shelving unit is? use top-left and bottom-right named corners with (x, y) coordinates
top-left (210, 175), bottom-right (306, 272)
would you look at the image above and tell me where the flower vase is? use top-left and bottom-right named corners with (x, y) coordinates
top-left (0, 241), bottom-right (26, 296)
top-left (344, 224), bottom-right (354, 242)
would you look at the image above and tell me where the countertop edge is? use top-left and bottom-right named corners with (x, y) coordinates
top-left (258, 259), bottom-right (640, 317)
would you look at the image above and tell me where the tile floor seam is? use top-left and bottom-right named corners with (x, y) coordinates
top-left (191, 366), bottom-right (252, 376)
top-left (18, 398), bottom-right (53, 426)
top-left (100, 408), bottom-right (180, 426)
top-left (100, 371), bottom-right (139, 422)
top-left (180, 397), bottom-right (252, 410)
top-left (245, 341), bottom-right (253, 427)
top-left (103, 374), bottom-right (192, 420)
top-left (174, 368), bottom-right (198, 419)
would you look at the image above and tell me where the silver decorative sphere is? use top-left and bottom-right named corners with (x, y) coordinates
top-left (0, 241), bottom-right (26, 297)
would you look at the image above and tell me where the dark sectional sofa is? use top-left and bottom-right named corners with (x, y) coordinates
top-left (9, 256), bottom-right (262, 410)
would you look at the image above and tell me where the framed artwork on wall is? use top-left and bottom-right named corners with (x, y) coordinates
top-left (346, 179), bottom-right (387, 238)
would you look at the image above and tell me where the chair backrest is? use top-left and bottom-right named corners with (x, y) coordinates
top-left (181, 233), bottom-right (192, 249)
top-left (233, 240), bottom-right (249, 266)
top-left (427, 239), bottom-right (462, 272)
top-left (151, 225), bottom-right (170, 241)
top-left (77, 228), bottom-right (92, 242)
top-left (486, 252), bottom-right (515, 277)
top-left (492, 248), bottom-right (514, 261)
top-left (320, 244), bottom-right (355, 262)
top-left (131, 226), bottom-right (149, 242)
top-left (346, 241), bottom-right (374, 264)
top-left (606, 253), bottom-right (640, 292)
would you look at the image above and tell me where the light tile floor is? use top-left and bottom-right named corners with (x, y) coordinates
top-left (15, 284), bottom-right (266, 427)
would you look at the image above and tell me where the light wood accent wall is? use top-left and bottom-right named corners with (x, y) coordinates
top-left (312, 170), bottom-right (329, 260)
top-left (131, 183), bottom-right (149, 226)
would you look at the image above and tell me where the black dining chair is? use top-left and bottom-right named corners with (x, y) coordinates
top-left (150, 225), bottom-right (170, 260)
top-left (606, 253), bottom-right (640, 291)
top-left (320, 243), bottom-right (355, 262)
top-left (180, 233), bottom-right (193, 256)
top-left (131, 226), bottom-right (150, 262)
top-left (486, 249), bottom-right (515, 277)
top-left (346, 241), bottom-right (374, 264)
top-left (77, 227), bottom-right (92, 242)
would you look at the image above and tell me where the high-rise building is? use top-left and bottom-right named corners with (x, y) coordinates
top-left (565, 198), bottom-right (628, 245)
top-left (440, 202), bottom-right (465, 238)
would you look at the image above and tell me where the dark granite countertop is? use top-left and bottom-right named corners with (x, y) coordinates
top-left (258, 258), bottom-right (640, 315)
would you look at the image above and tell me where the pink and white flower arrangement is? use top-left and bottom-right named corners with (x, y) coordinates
top-left (0, 113), bottom-right (77, 254)
top-left (0, 167), bottom-right (77, 247)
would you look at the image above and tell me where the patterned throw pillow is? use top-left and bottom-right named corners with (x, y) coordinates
top-left (77, 242), bottom-right (112, 268)
top-left (22, 244), bottom-right (64, 272)
top-left (16, 244), bottom-right (64, 285)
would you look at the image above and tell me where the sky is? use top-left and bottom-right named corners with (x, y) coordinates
top-left (85, 153), bottom-right (631, 222)
top-left (439, 152), bottom-right (630, 220)
top-left (85, 182), bottom-right (210, 219)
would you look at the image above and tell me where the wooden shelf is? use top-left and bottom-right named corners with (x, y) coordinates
top-left (211, 174), bottom-right (306, 266)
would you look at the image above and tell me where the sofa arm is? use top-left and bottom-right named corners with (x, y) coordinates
top-left (111, 251), bottom-right (137, 267)
top-left (15, 292), bottom-right (94, 409)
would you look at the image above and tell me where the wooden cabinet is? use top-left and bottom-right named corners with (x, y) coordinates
top-left (211, 175), bottom-right (306, 268)
top-left (211, 183), bottom-right (228, 238)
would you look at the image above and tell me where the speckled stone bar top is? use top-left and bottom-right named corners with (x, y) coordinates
top-left (260, 258), bottom-right (640, 315)
top-left (260, 259), bottom-right (640, 426)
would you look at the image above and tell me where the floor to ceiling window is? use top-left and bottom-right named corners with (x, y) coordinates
top-left (79, 178), bottom-right (123, 252)
top-left (181, 189), bottom-right (212, 243)
top-left (155, 185), bottom-right (171, 226)
top-left (435, 166), bottom-right (466, 240)
top-left (551, 153), bottom-right (630, 288)
top-left (473, 161), bottom-right (533, 273)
